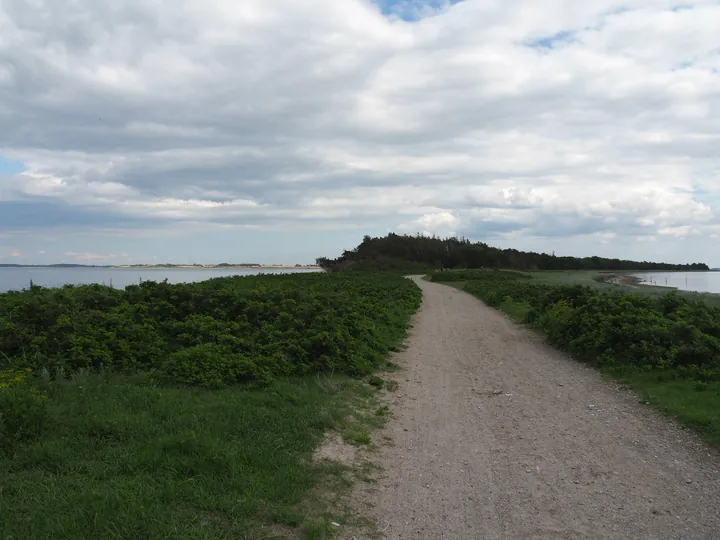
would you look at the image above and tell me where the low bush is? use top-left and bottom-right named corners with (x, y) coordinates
top-left (0, 273), bottom-right (422, 387)
top-left (458, 275), bottom-right (720, 378)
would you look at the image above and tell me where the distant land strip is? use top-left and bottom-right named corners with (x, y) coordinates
top-left (0, 264), bottom-right (321, 269)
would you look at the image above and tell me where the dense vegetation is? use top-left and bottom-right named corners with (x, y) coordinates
top-left (431, 270), bottom-right (720, 442)
top-left (318, 234), bottom-right (709, 272)
top-left (0, 273), bottom-right (421, 387)
top-left (431, 270), bottom-right (720, 378)
top-left (0, 272), bottom-right (421, 538)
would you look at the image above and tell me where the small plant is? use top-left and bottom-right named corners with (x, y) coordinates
top-left (375, 405), bottom-right (390, 416)
top-left (344, 431), bottom-right (371, 446)
top-left (300, 519), bottom-right (334, 540)
top-left (315, 373), bottom-right (345, 395)
top-left (367, 376), bottom-right (385, 388)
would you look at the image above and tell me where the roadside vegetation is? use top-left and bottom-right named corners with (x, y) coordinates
top-left (430, 269), bottom-right (720, 445)
top-left (0, 273), bottom-right (421, 539)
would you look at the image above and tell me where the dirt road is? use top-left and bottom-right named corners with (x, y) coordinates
top-left (354, 277), bottom-right (720, 539)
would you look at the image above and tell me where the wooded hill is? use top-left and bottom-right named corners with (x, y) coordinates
top-left (316, 234), bottom-right (709, 272)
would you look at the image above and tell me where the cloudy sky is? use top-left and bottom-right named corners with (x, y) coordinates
top-left (1, 0), bottom-right (719, 266)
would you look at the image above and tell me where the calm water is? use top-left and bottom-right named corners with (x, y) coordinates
top-left (631, 271), bottom-right (720, 294)
top-left (0, 267), bottom-right (320, 293)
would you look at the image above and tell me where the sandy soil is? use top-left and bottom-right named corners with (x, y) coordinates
top-left (348, 277), bottom-right (720, 540)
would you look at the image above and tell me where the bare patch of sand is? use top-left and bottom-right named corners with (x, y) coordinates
top-left (314, 433), bottom-right (359, 465)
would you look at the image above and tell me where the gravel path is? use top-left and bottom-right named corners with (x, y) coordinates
top-left (353, 277), bottom-right (720, 540)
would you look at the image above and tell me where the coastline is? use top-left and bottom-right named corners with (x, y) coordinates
top-left (597, 272), bottom-right (678, 291)
top-left (596, 272), bottom-right (644, 287)
top-left (112, 265), bottom-right (321, 270)
top-left (596, 271), bottom-right (720, 297)
top-left (0, 265), bottom-right (320, 270)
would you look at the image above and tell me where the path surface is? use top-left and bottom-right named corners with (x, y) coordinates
top-left (352, 277), bottom-right (720, 540)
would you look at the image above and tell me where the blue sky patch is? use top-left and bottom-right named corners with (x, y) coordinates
top-left (375, 0), bottom-right (464, 21)
top-left (0, 155), bottom-right (26, 176)
top-left (692, 188), bottom-right (718, 205)
top-left (526, 30), bottom-right (575, 50)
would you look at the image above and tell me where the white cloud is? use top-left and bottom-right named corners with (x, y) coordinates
top-left (0, 0), bottom-right (719, 263)
top-left (64, 252), bottom-right (119, 262)
top-left (399, 211), bottom-right (459, 234)
top-left (597, 232), bottom-right (617, 244)
top-left (658, 225), bottom-right (694, 237)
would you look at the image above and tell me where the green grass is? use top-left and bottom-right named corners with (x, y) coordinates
top-left (529, 270), bottom-right (647, 291)
top-left (604, 367), bottom-right (720, 446)
top-left (343, 431), bottom-right (372, 446)
top-left (496, 298), bottom-right (532, 321)
top-left (0, 372), bottom-right (380, 540)
top-left (529, 270), bottom-right (720, 307)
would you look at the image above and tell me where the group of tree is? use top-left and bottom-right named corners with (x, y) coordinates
top-left (316, 233), bottom-right (709, 272)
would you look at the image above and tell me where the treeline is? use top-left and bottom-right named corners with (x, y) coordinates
top-left (317, 234), bottom-right (709, 272)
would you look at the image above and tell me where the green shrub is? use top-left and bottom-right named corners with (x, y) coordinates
top-left (0, 274), bottom-right (422, 387)
top-left (457, 272), bottom-right (720, 379)
top-left (0, 382), bottom-right (47, 456)
top-left (163, 344), bottom-right (274, 388)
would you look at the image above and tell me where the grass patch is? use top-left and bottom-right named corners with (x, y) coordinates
top-left (445, 280), bottom-right (468, 291)
top-left (367, 376), bottom-right (385, 389)
top-left (603, 367), bottom-right (720, 446)
top-left (343, 431), bottom-right (372, 446)
top-left (375, 405), bottom-right (390, 417)
top-left (300, 520), bottom-right (335, 540)
top-left (530, 270), bottom-right (720, 307)
top-left (497, 298), bottom-right (532, 321)
top-left (530, 270), bottom-right (633, 289)
top-left (0, 373), bottom-right (381, 539)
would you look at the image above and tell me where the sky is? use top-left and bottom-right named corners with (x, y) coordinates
top-left (1, 0), bottom-right (719, 266)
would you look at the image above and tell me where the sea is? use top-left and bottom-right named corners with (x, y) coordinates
top-left (0, 267), bottom-right (320, 294)
top-left (631, 271), bottom-right (720, 294)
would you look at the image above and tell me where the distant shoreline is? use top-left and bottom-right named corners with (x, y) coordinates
top-left (114, 265), bottom-right (321, 270)
top-left (0, 264), bottom-right (321, 270)
top-left (598, 273), bottom-right (643, 287)
top-left (597, 271), bottom-right (720, 295)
